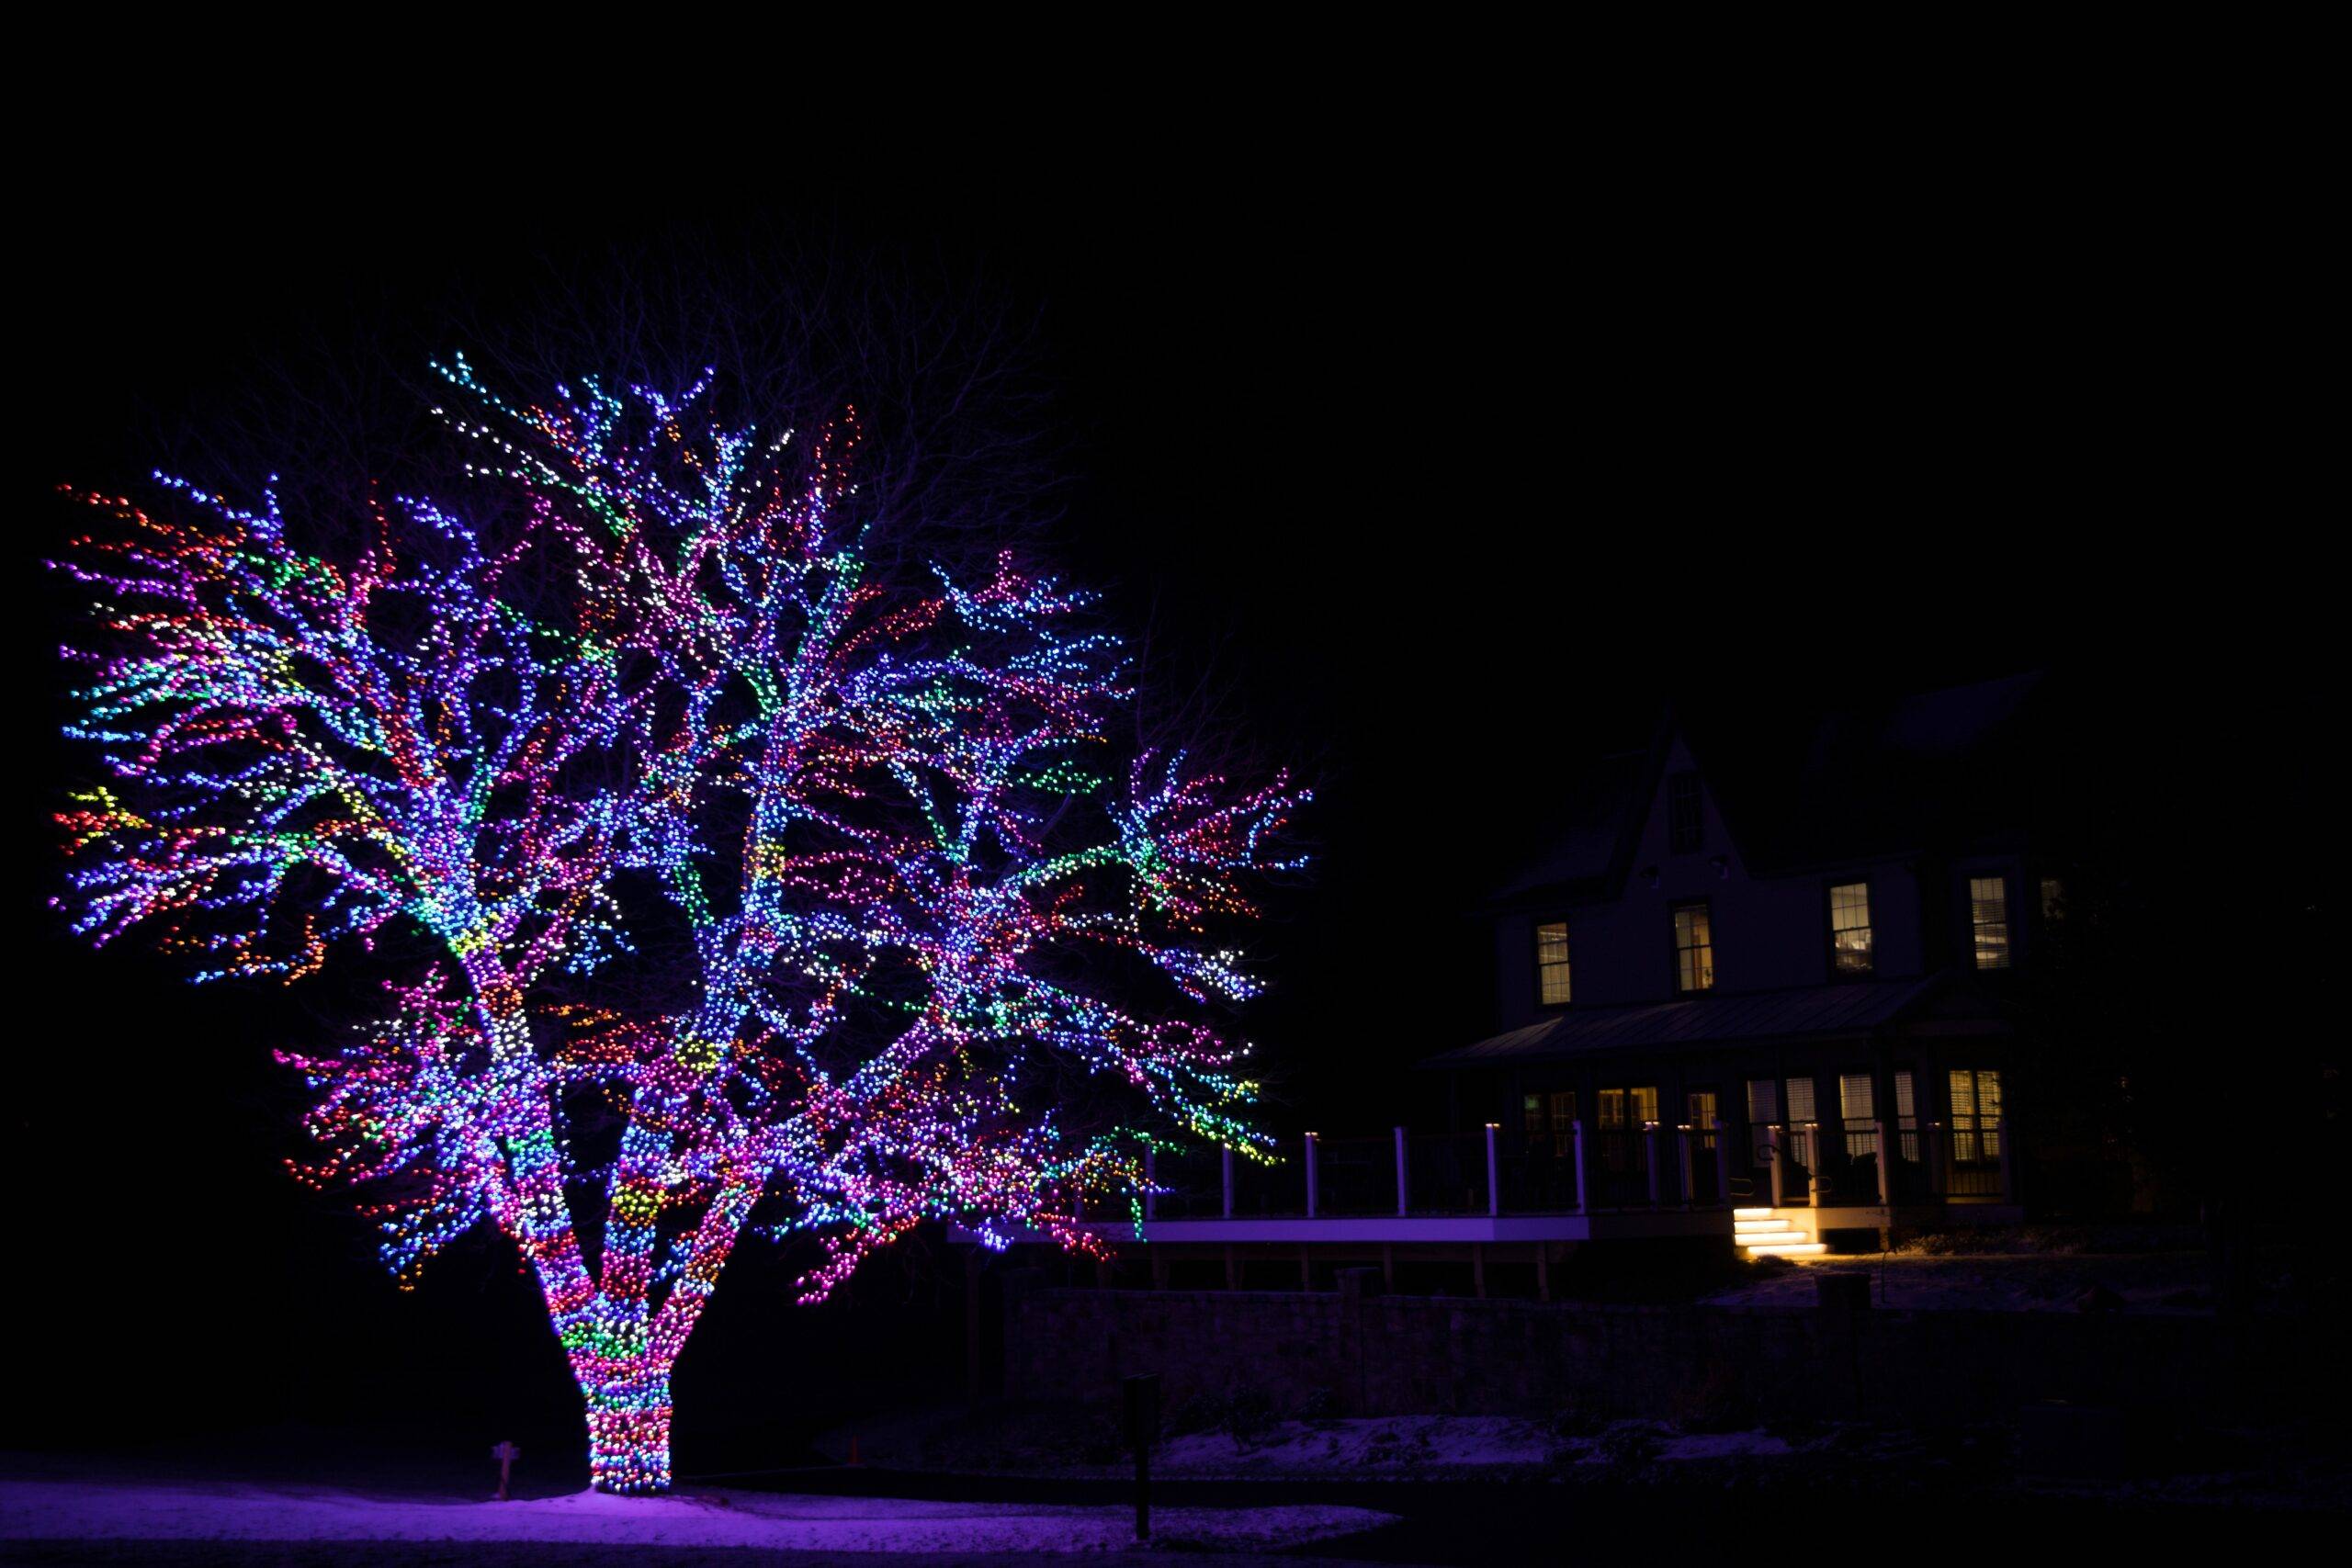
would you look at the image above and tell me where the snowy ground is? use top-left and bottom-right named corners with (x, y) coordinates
top-left (1704, 1252), bottom-right (2217, 1312)
top-left (0, 1477), bottom-right (1392, 1555)
top-left (1153, 1416), bottom-right (1790, 1475)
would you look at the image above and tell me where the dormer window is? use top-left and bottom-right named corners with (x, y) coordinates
top-left (1667, 771), bottom-right (1703, 853)
top-left (1534, 920), bottom-right (1573, 1006)
top-left (1969, 876), bottom-right (2011, 970)
top-left (1671, 900), bottom-right (1714, 992)
top-left (1828, 882), bottom-right (1873, 976)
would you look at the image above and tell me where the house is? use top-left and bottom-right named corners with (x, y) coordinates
top-left (1422, 672), bottom-right (2056, 1254)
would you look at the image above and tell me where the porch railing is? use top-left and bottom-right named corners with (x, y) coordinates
top-left (1117, 1116), bottom-right (2015, 1225)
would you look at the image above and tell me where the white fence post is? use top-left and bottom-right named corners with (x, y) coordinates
top-left (1305, 1132), bottom-right (1319, 1218)
top-left (1573, 1120), bottom-right (1589, 1213)
top-left (1144, 1147), bottom-right (1157, 1222)
top-left (1485, 1122), bottom-right (1501, 1217)
top-left (1222, 1145), bottom-right (1235, 1218)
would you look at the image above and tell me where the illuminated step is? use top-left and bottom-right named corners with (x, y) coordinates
top-left (1734, 1229), bottom-right (1808, 1246)
top-left (1745, 1242), bottom-right (1828, 1258)
top-left (1733, 1207), bottom-right (1775, 1220)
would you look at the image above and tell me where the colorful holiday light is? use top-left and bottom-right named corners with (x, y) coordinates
top-left (54, 363), bottom-right (1308, 1495)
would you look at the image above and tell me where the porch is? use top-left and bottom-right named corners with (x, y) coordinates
top-left (956, 1117), bottom-right (2018, 1296)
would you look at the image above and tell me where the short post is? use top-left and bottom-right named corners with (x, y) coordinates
top-left (1769, 1130), bottom-right (1787, 1207)
top-left (1394, 1125), bottom-right (1409, 1217)
top-left (1221, 1145), bottom-right (1235, 1218)
top-left (1676, 1124), bottom-right (1696, 1209)
top-left (1304, 1132), bottom-right (1320, 1218)
top-left (1997, 1115), bottom-right (2017, 1205)
top-left (1572, 1120), bottom-right (1589, 1213)
top-left (1121, 1373), bottom-right (1159, 1543)
top-left (491, 1440), bottom-right (519, 1502)
top-left (1144, 1147), bottom-right (1158, 1223)
top-left (1805, 1124), bottom-right (1822, 1208)
top-left (1713, 1118), bottom-right (1733, 1205)
top-left (1645, 1122), bottom-right (1663, 1206)
top-left (1485, 1122), bottom-right (1501, 1216)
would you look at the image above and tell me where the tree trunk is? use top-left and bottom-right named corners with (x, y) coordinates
top-left (583, 1362), bottom-right (675, 1494)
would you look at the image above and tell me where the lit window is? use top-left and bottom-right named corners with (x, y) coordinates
top-left (1597, 1086), bottom-right (1659, 1128)
top-left (1668, 772), bottom-right (1704, 853)
top-left (1839, 1073), bottom-right (1875, 1122)
top-left (1828, 882), bottom-right (1873, 976)
top-left (1549, 1090), bottom-right (1577, 1155)
top-left (1671, 901), bottom-right (1713, 992)
top-left (1521, 1093), bottom-right (1545, 1143)
top-left (1785, 1076), bottom-right (1817, 1125)
top-left (1969, 876), bottom-right (2011, 969)
top-left (1950, 1068), bottom-right (2004, 1161)
top-left (1534, 920), bottom-right (1572, 1006)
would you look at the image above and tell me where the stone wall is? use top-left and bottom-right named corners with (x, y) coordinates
top-left (1002, 1278), bottom-right (2330, 1424)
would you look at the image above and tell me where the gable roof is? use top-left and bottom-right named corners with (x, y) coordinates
top-left (1481, 672), bottom-right (2049, 909)
top-left (1417, 976), bottom-right (1943, 1067)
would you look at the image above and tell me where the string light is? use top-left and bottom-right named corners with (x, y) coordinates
top-left (53, 361), bottom-right (1309, 1495)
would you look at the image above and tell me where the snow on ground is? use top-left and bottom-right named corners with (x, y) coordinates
top-left (1703, 1253), bottom-right (2213, 1313)
top-left (1146, 1416), bottom-right (1789, 1473)
top-left (0, 1477), bottom-right (1391, 1554)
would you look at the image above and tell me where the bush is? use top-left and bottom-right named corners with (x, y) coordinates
top-left (1598, 1422), bottom-right (1661, 1467)
top-left (1669, 1365), bottom-right (1752, 1435)
top-left (1549, 1406), bottom-right (1606, 1440)
top-left (1222, 1388), bottom-right (1278, 1449)
top-left (1298, 1387), bottom-right (1341, 1424)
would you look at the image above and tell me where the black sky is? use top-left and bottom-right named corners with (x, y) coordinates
top-left (14, 108), bottom-right (2324, 1452)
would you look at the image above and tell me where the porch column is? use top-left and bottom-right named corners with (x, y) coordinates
top-left (1144, 1147), bottom-right (1158, 1223)
top-left (1676, 1125), bottom-right (1696, 1209)
top-left (1395, 1125), bottom-right (1409, 1218)
top-left (1874, 1117), bottom-right (1895, 1211)
top-left (1805, 1124), bottom-right (1822, 1208)
top-left (1305, 1132), bottom-right (1320, 1219)
top-left (1713, 1118), bottom-right (1733, 1206)
top-left (1997, 1115), bottom-right (2017, 1206)
top-left (1572, 1120), bottom-right (1589, 1213)
top-left (1221, 1145), bottom-right (1235, 1219)
top-left (1769, 1127), bottom-right (1786, 1208)
top-left (1645, 1123), bottom-right (1663, 1206)
top-left (1484, 1122), bottom-right (1501, 1217)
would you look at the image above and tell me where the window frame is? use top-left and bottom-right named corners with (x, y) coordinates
top-left (1532, 917), bottom-right (1574, 1009)
top-left (1669, 898), bottom-right (1715, 994)
top-left (1967, 874), bottom-right (2013, 972)
top-left (1826, 879), bottom-right (1874, 979)
top-left (1667, 770), bottom-right (1704, 854)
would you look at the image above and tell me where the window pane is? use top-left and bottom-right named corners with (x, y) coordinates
top-left (1668, 772), bottom-right (1703, 853)
top-left (1786, 1077), bottom-right (1816, 1123)
top-left (1687, 1089), bottom-right (1718, 1127)
top-left (1839, 1073), bottom-right (1875, 1122)
top-left (1535, 920), bottom-right (1573, 1005)
top-left (1747, 1078), bottom-right (1780, 1123)
top-left (1631, 1087), bottom-right (1658, 1125)
top-left (1970, 876), bottom-right (2011, 970)
top-left (1672, 903), bottom-right (1714, 992)
top-left (1522, 1093), bottom-right (1544, 1140)
top-left (1598, 1089), bottom-right (1627, 1128)
top-left (1829, 882), bottom-right (1873, 974)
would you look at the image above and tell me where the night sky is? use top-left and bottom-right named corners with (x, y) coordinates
top-left (17, 132), bottom-right (2319, 1461)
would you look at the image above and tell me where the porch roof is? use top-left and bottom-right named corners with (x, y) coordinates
top-left (1417, 976), bottom-right (1942, 1068)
